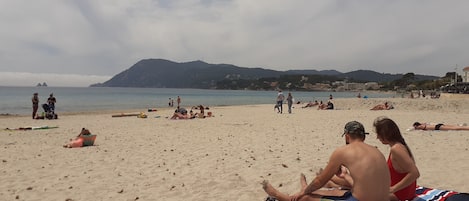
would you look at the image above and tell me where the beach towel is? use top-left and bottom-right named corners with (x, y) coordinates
top-left (111, 113), bottom-right (140, 117)
top-left (413, 186), bottom-right (469, 201)
top-left (4, 126), bottom-right (58, 131)
top-left (264, 187), bottom-right (469, 201)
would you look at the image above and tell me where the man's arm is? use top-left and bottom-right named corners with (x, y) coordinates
top-left (304, 149), bottom-right (343, 194)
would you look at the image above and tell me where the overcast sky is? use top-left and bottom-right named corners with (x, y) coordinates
top-left (1, 0), bottom-right (469, 87)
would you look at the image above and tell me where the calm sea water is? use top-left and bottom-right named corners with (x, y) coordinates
top-left (0, 86), bottom-right (396, 115)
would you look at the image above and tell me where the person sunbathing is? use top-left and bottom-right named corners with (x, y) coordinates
top-left (170, 107), bottom-right (192, 119)
top-left (413, 122), bottom-right (469, 131)
top-left (318, 101), bottom-right (334, 110)
top-left (371, 102), bottom-right (394, 110)
top-left (63, 128), bottom-right (93, 148)
top-left (170, 112), bottom-right (191, 119)
top-left (302, 100), bottom-right (319, 108)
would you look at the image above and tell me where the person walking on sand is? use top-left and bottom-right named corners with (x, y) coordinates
top-left (32, 93), bottom-right (39, 119)
top-left (177, 96), bottom-right (181, 107)
top-left (262, 121), bottom-right (390, 201)
top-left (287, 92), bottom-right (293, 114)
top-left (276, 90), bottom-right (285, 114)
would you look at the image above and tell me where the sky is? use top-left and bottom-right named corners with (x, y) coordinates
top-left (1, 0), bottom-right (469, 87)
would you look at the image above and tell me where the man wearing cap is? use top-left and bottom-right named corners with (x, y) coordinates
top-left (32, 93), bottom-right (39, 119)
top-left (263, 121), bottom-right (390, 201)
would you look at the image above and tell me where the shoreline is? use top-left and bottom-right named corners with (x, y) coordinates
top-left (1, 98), bottom-right (468, 200)
top-left (4, 95), bottom-right (468, 118)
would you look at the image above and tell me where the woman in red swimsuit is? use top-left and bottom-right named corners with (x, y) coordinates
top-left (374, 117), bottom-right (420, 201)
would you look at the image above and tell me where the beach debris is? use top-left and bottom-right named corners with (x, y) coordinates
top-left (170, 185), bottom-right (176, 190)
top-left (137, 112), bottom-right (147, 118)
top-left (26, 187), bottom-right (33, 190)
top-left (65, 199), bottom-right (74, 201)
top-left (118, 189), bottom-right (124, 193)
top-left (147, 108), bottom-right (157, 112)
top-left (111, 113), bottom-right (140, 118)
top-left (282, 164), bottom-right (288, 168)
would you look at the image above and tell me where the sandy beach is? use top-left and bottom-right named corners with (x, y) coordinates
top-left (1, 97), bottom-right (468, 201)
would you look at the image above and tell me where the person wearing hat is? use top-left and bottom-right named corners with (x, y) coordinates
top-left (262, 121), bottom-right (390, 201)
top-left (32, 93), bottom-right (39, 119)
top-left (374, 117), bottom-right (419, 201)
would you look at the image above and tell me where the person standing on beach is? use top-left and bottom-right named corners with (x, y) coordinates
top-left (32, 93), bottom-right (39, 119)
top-left (177, 96), bottom-right (181, 107)
top-left (286, 92), bottom-right (293, 114)
top-left (262, 121), bottom-right (390, 201)
top-left (276, 90), bottom-right (285, 114)
top-left (47, 93), bottom-right (57, 113)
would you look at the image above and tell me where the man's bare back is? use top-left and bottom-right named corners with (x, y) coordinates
top-left (332, 141), bottom-right (390, 200)
top-left (262, 121), bottom-right (390, 201)
top-left (301, 140), bottom-right (390, 201)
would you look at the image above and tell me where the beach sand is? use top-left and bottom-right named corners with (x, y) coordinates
top-left (1, 97), bottom-right (468, 201)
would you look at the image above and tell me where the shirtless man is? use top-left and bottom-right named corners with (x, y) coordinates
top-left (262, 121), bottom-right (390, 201)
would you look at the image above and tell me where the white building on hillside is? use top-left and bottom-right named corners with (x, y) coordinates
top-left (463, 66), bottom-right (469, 83)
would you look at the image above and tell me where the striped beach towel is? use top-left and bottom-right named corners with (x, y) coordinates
top-left (414, 186), bottom-right (468, 201)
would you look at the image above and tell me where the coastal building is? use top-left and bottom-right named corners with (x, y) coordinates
top-left (463, 66), bottom-right (469, 83)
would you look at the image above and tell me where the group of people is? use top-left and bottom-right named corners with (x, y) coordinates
top-left (262, 117), bottom-right (420, 201)
top-left (32, 92), bottom-right (57, 119)
top-left (301, 100), bottom-right (334, 110)
top-left (276, 91), bottom-right (335, 114)
top-left (168, 96), bottom-right (182, 107)
top-left (275, 90), bottom-right (294, 114)
top-left (170, 105), bottom-right (213, 120)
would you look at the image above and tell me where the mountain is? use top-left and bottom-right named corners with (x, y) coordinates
top-left (91, 59), bottom-right (439, 89)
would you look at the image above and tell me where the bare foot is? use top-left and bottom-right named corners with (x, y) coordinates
top-left (262, 180), bottom-right (279, 197)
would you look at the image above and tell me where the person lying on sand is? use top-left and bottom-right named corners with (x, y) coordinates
top-left (371, 102), bottom-right (394, 110)
top-left (302, 100), bottom-right (319, 108)
top-left (413, 122), bottom-right (469, 131)
top-left (171, 107), bottom-right (192, 119)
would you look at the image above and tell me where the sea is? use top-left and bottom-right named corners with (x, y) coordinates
top-left (0, 86), bottom-right (397, 115)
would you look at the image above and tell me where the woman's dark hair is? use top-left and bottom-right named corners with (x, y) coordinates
top-left (374, 117), bottom-right (414, 159)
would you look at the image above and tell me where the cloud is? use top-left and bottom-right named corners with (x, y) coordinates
top-left (1, 0), bottom-right (468, 84)
top-left (0, 72), bottom-right (111, 87)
